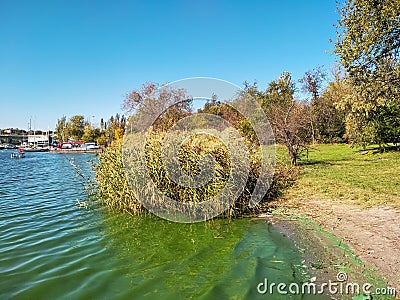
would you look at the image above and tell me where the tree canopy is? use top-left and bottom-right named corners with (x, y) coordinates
top-left (335, 0), bottom-right (400, 146)
top-left (335, 0), bottom-right (400, 77)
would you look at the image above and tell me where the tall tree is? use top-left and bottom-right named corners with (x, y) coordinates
top-left (313, 81), bottom-right (346, 143)
top-left (55, 116), bottom-right (68, 142)
top-left (299, 66), bottom-right (327, 100)
top-left (261, 72), bottom-right (312, 165)
top-left (299, 67), bottom-right (327, 143)
top-left (123, 82), bottom-right (192, 132)
top-left (67, 115), bottom-right (85, 141)
top-left (335, 0), bottom-right (400, 92)
top-left (100, 118), bottom-right (105, 132)
top-left (335, 0), bottom-right (400, 146)
top-left (81, 123), bottom-right (101, 142)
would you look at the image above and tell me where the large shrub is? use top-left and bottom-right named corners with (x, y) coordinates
top-left (95, 131), bottom-right (297, 218)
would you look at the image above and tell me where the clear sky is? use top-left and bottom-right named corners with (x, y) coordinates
top-left (0, 0), bottom-right (339, 130)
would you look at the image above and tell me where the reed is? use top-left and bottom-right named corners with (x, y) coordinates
top-left (95, 131), bottom-right (297, 218)
top-left (95, 139), bottom-right (145, 215)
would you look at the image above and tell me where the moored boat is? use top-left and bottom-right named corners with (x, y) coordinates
top-left (18, 147), bottom-right (49, 152)
top-left (11, 151), bottom-right (25, 158)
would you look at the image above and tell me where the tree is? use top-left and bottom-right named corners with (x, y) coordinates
top-left (335, 0), bottom-right (400, 92)
top-left (55, 116), bottom-right (68, 142)
top-left (299, 67), bottom-right (327, 143)
top-left (374, 102), bottom-right (400, 146)
top-left (114, 128), bottom-right (124, 140)
top-left (299, 66), bottom-right (327, 100)
top-left (123, 82), bottom-right (192, 132)
top-left (312, 82), bottom-right (346, 143)
top-left (199, 97), bottom-right (257, 146)
top-left (100, 118), bottom-right (105, 132)
top-left (328, 75), bottom-right (379, 147)
top-left (261, 72), bottom-right (312, 165)
top-left (335, 0), bottom-right (400, 146)
top-left (96, 133), bottom-right (108, 146)
top-left (81, 123), bottom-right (101, 142)
top-left (67, 115), bottom-right (85, 141)
top-left (101, 114), bottom-right (127, 143)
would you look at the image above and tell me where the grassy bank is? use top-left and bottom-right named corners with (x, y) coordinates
top-left (280, 144), bottom-right (400, 208)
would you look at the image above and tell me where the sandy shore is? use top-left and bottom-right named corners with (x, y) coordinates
top-left (274, 199), bottom-right (400, 297)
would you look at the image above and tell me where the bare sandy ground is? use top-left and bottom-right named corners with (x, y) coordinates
top-left (280, 199), bottom-right (400, 296)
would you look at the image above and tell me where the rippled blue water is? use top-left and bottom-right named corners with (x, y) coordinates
top-left (0, 150), bottom-right (328, 299)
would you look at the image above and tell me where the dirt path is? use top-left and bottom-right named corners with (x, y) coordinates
top-left (279, 199), bottom-right (400, 295)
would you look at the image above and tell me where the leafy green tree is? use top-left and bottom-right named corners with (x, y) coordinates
top-left (344, 113), bottom-right (376, 148)
top-left (335, 0), bottom-right (400, 94)
top-left (199, 97), bottom-right (257, 146)
top-left (374, 102), bottom-right (400, 146)
top-left (335, 0), bottom-right (400, 146)
top-left (261, 72), bottom-right (312, 165)
top-left (67, 115), bottom-right (85, 141)
top-left (96, 133), bottom-right (108, 146)
top-left (81, 123), bottom-right (101, 142)
top-left (55, 116), bottom-right (69, 142)
top-left (312, 82), bottom-right (346, 143)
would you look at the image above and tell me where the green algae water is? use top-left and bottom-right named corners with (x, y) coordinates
top-left (0, 150), bottom-right (330, 299)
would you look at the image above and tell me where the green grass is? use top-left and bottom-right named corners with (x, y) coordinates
top-left (278, 144), bottom-right (400, 208)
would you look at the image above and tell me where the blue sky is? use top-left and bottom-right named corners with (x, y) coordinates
top-left (0, 0), bottom-right (339, 130)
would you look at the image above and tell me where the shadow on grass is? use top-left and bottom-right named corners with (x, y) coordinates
top-left (296, 159), bottom-right (333, 166)
top-left (355, 145), bottom-right (400, 154)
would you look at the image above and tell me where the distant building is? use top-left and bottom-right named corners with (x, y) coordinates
top-left (28, 134), bottom-right (52, 146)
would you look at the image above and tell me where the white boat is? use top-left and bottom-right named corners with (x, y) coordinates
top-left (19, 146), bottom-right (49, 152)
top-left (11, 151), bottom-right (25, 159)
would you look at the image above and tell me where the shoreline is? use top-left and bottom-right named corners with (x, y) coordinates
top-left (270, 199), bottom-right (400, 297)
top-left (258, 213), bottom-right (387, 299)
top-left (50, 149), bottom-right (102, 154)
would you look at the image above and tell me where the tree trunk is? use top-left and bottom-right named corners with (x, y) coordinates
top-left (290, 153), bottom-right (297, 166)
top-left (288, 146), bottom-right (297, 166)
top-left (310, 120), bottom-right (316, 144)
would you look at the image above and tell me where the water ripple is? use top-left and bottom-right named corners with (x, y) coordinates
top-left (0, 151), bottom-right (325, 300)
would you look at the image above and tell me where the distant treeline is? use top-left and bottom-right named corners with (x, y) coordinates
top-left (54, 114), bottom-right (126, 145)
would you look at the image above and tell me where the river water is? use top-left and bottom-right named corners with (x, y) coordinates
top-left (0, 150), bottom-right (329, 299)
